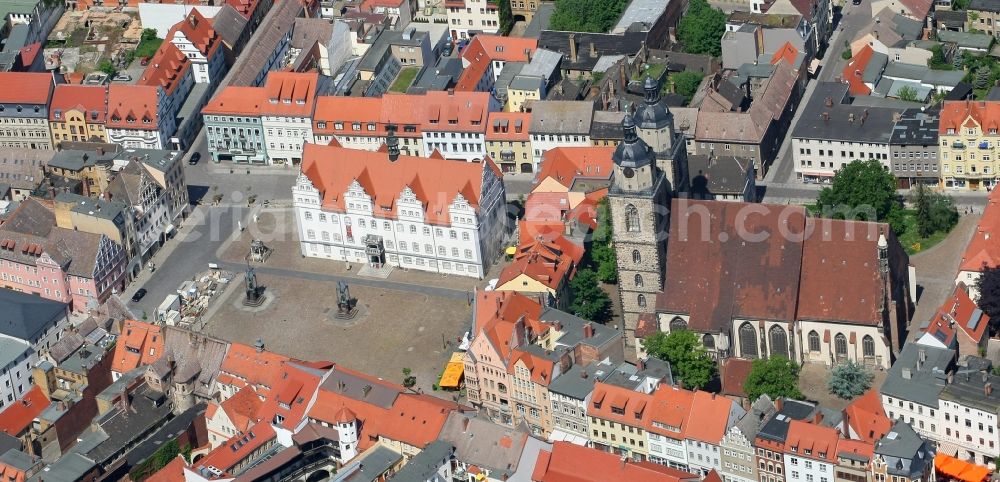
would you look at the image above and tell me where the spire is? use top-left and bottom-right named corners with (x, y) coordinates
top-left (643, 75), bottom-right (660, 105)
top-left (386, 123), bottom-right (400, 161)
top-left (622, 115), bottom-right (638, 143)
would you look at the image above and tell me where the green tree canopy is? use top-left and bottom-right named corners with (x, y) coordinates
top-left (975, 265), bottom-right (1000, 335)
top-left (827, 361), bottom-right (874, 399)
top-left (588, 197), bottom-right (618, 283)
top-left (896, 86), bottom-right (919, 102)
top-left (678, 0), bottom-right (726, 57)
top-left (642, 330), bottom-right (717, 389)
top-left (743, 356), bottom-right (804, 402)
top-left (569, 268), bottom-right (612, 322)
top-left (671, 71), bottom-right (704, 104)
top-left (911, 184), bottom-right (959, 238)
top-left (817, 159), bottom-right (904, 234)
top-left (549, 0), bottom-right (628, 33)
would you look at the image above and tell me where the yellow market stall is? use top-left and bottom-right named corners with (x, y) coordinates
top-left (439, 352), bottom-right (465, 390)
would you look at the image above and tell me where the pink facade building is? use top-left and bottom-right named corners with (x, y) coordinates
top-left (0, 199), bottom-right (126, 311)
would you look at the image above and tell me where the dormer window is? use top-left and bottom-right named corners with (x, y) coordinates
top-left (352, 122), bottom-right (361, 131)
top-left (296, 99), bottom-right (305, 105)
top-left (367, 123), bottom-right (376, 131)
top-left (269, 97), bottom-right (278, 104)
top-left (317, 121), bottom-right (327, 129)
top-left (283, 98), bottom-right (291, 104)
top-left (991, 128), bottom-right (997, 135)
top-left (947, 128), bottom-right (955, 134)
top-left (335, 122), bottom-right (344, 129)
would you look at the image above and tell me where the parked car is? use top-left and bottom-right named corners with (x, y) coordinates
top-left (131, 288), bottom-right (147, 302)
top-left (189, 152), bottom-right (201, 165)
top-left (140, 56), bottom-right (150, 66)
top-left (113, 73), bottom-right (132, 82)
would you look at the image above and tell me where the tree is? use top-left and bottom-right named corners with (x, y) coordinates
top-left (678, 0), bottom-right (726, 57)
top-left (97, 60), bottom-right (117, 76)
top-left (975, 66), bottom-right (992, 89)
top-left (827, 361), bottom-right (874, 399)
top-left (975, 265), bottom-right (1000, 335)
top-left (549, 0), bottom-right (628, 33)
top-left (402, 367), bottom-right (416, 388)
top-left (817, 159), bottom-right (904, 234)
top-left (642, 330), bottom-right (716, 389)
top-left (896, 85), bottom-right (919, 102)
top-left (928, 44), bottom-right (953, 71)
top-left (497, 0), bottom-right (513, 35)
top-left (671, 71), bottom-right (704, 104)
top-left (568, 268), bottom-right (612, 322)
top-left (743, 356), bottom-right (804, 402)
top-left (913, 183), bottom-right (932, 238)
top-left (589, 197), bottom-right (617, 283)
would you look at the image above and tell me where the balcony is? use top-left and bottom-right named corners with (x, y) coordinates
top-left (979, 141), bottom-right (991, 149)
top-left (952, 141), bottom-right (967, 149)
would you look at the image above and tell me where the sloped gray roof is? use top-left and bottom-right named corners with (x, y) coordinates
top-left (0, 289), bottom-right (67, 342)
top-left (880, 343), bottom-right (953, 407)
top-left (212, 5), bottom-right (248, 49)
top-left (874, 421), bottom-right (933, 478)
top-left (437, 413), bottom-right (531, 478)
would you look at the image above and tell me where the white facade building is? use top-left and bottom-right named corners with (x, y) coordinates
top-left (293, 143), bottom-right (508, 278)
top-left (260, 72), bottom-right (320, 165)
top-left (446, 0), bottom-right (500, 40)
top-left (791, 137), bottom-right (893, 182)
top-left (167, 9), bottom-right (227, 85)
top-left (936, 372), bottom-right (1000, 467)
top-left (0, 339), bottom-right (36, 410)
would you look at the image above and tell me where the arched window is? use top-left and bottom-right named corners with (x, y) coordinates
top-left (769, 325), bottom-right (789, 359)
top-left (669, 317), bottom-right (687, 332)
top-left (739, 322), bottom-right (758, 359)
top-left (632, 250), bottom-right (641, 264)
top-left (702, 333), bottom-right (715, 349)
top-left (635, 274), bottom-right (644, 287)
top-left (808, 331), bottom-right (820, 352)
top-left (862, 335), bottom-right (875, 357)
top-left (625, 204), bottom-right (640, 232)
top-left (637, 294), bottom-right (646, 308)
top-left (835, 333), bottom-right (848, 359)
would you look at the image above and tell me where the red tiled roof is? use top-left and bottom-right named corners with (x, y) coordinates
top-left (312, 91), bottom-right (491, 136)
top-left (497, 235), bottom-right (584, 290)
top-left (927, 283), bottom-right (990, 345)
top-left (958, 186), bottom-right (1000, 272)
top-left (217, 342), bottom-right (290, 397)
top-left (843, 45), bottom-right (875, 96)
top-left (535, 147), bottom-right (615, 190)
top-left (0, 386), bottom-right (49, 436)
top-left (260, 71), bottom-right (319, 117)
top-left (203, 86), bottom-right (266, 116)
top-left (770, 42), bottom-right (799, 67)
top-left (107, 84), bottom-right (159, 130)
top-left (472, 291), bottom-right (547, 362)
top-left (0, 72), bottom-right (53, 105)
top-left (456, 35), bottom-right (537, 92)
top-left (300, 143), bottom-right (497, 225)
top-left (257, 362), bottom-right (324, 431)
top-left (219, 386), bottom-right (264, 432)
top-left (843, 388), bottom-right (890, 444)
top-left (138, 42), bottom-right (191, 96)
top-left (785, 420), bottom-right (840, 463)
top-left (194, 422), bottom-right (276, 477)
top-left (508, 349), bottom-right (555, 385)
top-left (941, 101), bottom-right (1000, 136)
top-left (836, 439), bottom-right (873, 461)
top-left (49, 84), bottom-right (109, 122)
top-left (898, 0), bottom-right (933, 18)
top-left (720, 358), bottom-right (752, 398)
top-left (167, 9), bottom-right (221, 59)
top-left (485, 111), bottom-right (532, 141)
top-left (146, 456), bottom-right (187, 482)
top-left (532, 441), bottom-right (699, 482)
top-left (112, 319), bottom-right (164, 375)
top-left (590, 382), bottom-right (655, 428)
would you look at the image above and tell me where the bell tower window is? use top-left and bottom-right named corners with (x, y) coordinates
top-left (625, 204), bottom-right (640, 232)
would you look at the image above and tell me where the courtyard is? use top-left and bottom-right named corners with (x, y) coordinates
top-left (45, 10), bottom-right (145, 74)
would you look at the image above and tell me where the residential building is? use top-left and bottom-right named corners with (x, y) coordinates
top-left (870, 0), bottom-right (933, 21)
top-left (783, 420), bottom-right (839, 482)
top-left (0, 287), bottom-right (70, 353)
top-left (464, 291), bottom-right (623, 436)
top-left (45, 148), bottom-right (116, 197)
top-left (529, 101), bottom-right (594, 172)
top-left (311, 91), bottom-right (495, 161)
top-left (164, 9), bottom-right (227, 86)
top-left (843, 389), bottom-right (892, 444)
top-left (916, 284), bottom-right (991, 359)
top-left (766, 0), bottom-right (832, 54)
top-left (590, 110), bottom-right (627, 147)
top-left (48, 84), bottom-right (109, 146)
top-left (657, 200), bottom-right (911, 370)
top-left (202, 86), bottom-right (268, 164)
top-left (835, 440), bottom-right (874, 482)
top-left (495, 235), bottom-right (583, 308)
top-left (205, 386), bottom-right (263, 448)
top-left (956, 189), bottom-right (1000, 299)
top-left (137, 40), bottom-right (196, 148)
top-left (792, 82), bottom-right (904, 183)
top-left (110, 319), bottom-right (164, 380)
top-left (52, 192), bottom-right (137, 268)
top-left (537, 30), bottom-right (647, 79)
top-left (588, 381), bottom-right (653, 461)
top-left (106, 85), bottom-right (174, 150)
top-left (260, 72), bottom-right (319, 165)
top-left (0, 338), bottom-right (35, 411)
top-left (849, 9), bottom-right (923, 59)
top-left (939, 100), bottom-right (1000, 190)
top-left (532, 441), bottom-right (701, 482)
top-left (0, 72), bottom-right (54, 149)
top-left (755, 400), bottom-right (826, 482)
top-left (611, 0), bottom-right (685, 48)
top-left (721, 13), bottom-right (814, 69)
top-left (107, 149), bottom-right (189, 264)
top-left (676, 390), bottom-right (746, 475)
top-left (871, 421), bottom-right (935, 482)
top-left (534, 146), bottom-right (615, 194)
top-left (213, 340), bottom-right (289, 401)
top-left (968, 0), bottom-right (1000, 36)
top-left (0, 149), bottom-right (51, 200)
top-left (0, 199), bottom-right (127, 310)
top-left (720, 395), bottom-right (776, 482)
top-left (889, 107), bottom-right (941, 189)
top-left (446, 0), bottom-right (499, 40)
top-left (936, 362), bottom-right (999, 467)
top-left (437, 411), bottom-right (545, 481)
top-left (880, 343), bottom-right (955, 441)
top-left (485, 111), bottom-right (532, 173)
top-left (356, 27), bottom-right (433, 97)
top-left (293, 141), bottom-right (507, 278)
top-left (688, 154), bottom-right (757, 202)
top-left (694, 59), bottom-right (799, 179)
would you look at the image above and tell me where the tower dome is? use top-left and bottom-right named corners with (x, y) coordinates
top-left (634, 75), bottom-right (673, 130)
top-left (613, 115), bottom-right (655, 168)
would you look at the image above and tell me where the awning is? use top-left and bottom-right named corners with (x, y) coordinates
top-left (505, 246), bottom-right (517, 255)
top-left (439, 352), bottom-right (465, 389)
top-left (548, 429), bottom-right (590, 446)
top-left (935, 453), bottom-right (991, 482)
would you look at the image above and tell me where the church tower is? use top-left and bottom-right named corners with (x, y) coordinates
top-left (608, 115), bottom-right (669, 354)
top-left (634, 76), bottom-right (689, 195)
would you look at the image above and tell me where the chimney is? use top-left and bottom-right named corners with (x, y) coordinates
top-left (589, 42), bottom-right (597, 58)
top-left (986, 382), bottom-right (993, 397)
top-left (580, 369), bottom-right (588, 379)
top-left (637, 359), bottom-right (645, 372)
top-left (822, 112), bottom-right (830, 122)
top-left (947, 370), bottom-right (954, 384)
top-left (775, 398), bottom-right (783, 411)
top-left (462, 416), bottom-right (471, 432)
top-left (893, 111), bottom-right (903, 122)
top-left (568, 34), bottom-right (578, 63)
top-left (813, 411), bottom-right (823, 424)
top-left (841, 409), bottom-right (851, 437)
top-left (583, 323), bottom-right (594, 338)
top-left (825, 97), bottom-right (833, 107)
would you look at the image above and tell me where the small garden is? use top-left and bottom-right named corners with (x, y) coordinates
top-left (389, 66), bottom-right (419, 93)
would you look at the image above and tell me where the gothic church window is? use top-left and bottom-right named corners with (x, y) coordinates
top-left (669, 317), bottom-right (687, 332)
top-left (632, 250), bottom-right (641, 264)
top-left (702, 334), bottom-right (715, 349)
top-left (808, 331), bottom-right (820, 352)
top-left (835, 333), bottom-right (848, 359)
top-left (862, 335), bottom-right (875, 357)
top-left (739, 322), bottom-right (758, 359)
top-left (635, 274), bottom-right (644, 287)
top-left (638, 294), bottom-right (646, 308)
top-left (769, 325), bottom-right (789, 359)
top-left (625, 204), bottom-right (640, 232)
